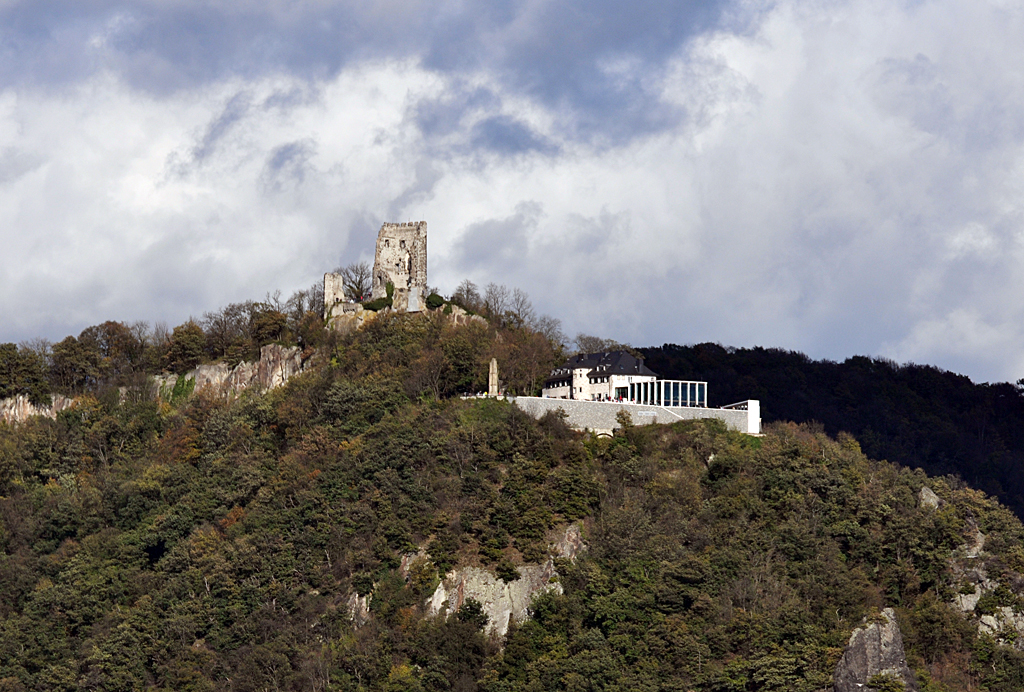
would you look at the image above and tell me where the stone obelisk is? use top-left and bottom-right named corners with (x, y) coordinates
top-left (488, 358), bottom-right (499, 397)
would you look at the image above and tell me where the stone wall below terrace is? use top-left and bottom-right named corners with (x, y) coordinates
top-left (511, 396), bottom-right (760, 435)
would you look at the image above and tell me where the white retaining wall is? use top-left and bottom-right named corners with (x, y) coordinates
top-left (511, 397), bottom-right (761, 435)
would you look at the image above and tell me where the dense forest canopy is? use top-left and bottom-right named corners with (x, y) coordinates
top-left (642, 343), bottom-right (1024, 522)
top-left (2, 310), bottom-right (1024, 690)
top-left (0, 276), bottom-right (565, 409)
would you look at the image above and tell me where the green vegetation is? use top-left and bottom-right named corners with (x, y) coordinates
top-left (643, 343), bottom-right (1024, 521)
top-left (8, 295), bottom-right (1024, 690)
top-left (1, 313), bottom-right (1024, 690)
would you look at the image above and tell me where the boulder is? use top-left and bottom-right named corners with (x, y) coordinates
top-left (833, 608), bottom-right (918, 692)
top-left (552, 522), bottom-right (587, 561)
top-left (918, 486), bottom-right (941, 509)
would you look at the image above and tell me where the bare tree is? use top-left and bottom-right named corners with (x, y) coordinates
top-left (534, 315), bottom-right (566, 348)
top-left (264, 290), bottom-right (285, 312)
top-left (483, 283), bottom-right (511, 320)
top-left (508, 287), bottom-right (536, 328)
top-left (152, 322), bottom-right (171, 349)
top-left (452, 279), bottom-right (482, 312)
top-left (337, 261), bottom-right (372, 302)
top-left (573, 333), bottom-right (628, 355)
top-left (18, 337), bottom-right (52, 362)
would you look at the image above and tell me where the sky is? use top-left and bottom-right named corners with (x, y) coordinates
top-left (2, 0), bottom-right (1024, 384)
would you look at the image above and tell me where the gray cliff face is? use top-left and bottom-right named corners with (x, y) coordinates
top-left (427, 563), bottom-right (562, 637)
top-left (156, 344), bottom-right (304, 398)
top-left (833, 608), bottom-right (918, 692)
top-left (423, 523), bottom-right (586, 637)
top-left (2, 345), bottom-right (305, 425)
top-left (0, 393), bottom-right (75, 425)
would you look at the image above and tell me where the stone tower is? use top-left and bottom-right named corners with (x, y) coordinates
top-left (372, 221), bottom-right (427, 312)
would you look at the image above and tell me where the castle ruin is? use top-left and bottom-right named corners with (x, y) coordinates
top-left (372, 221), bottom-right (427, 312)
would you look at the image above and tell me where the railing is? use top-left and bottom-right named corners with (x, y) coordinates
top-left (721, 401), bottom-right (750, 410)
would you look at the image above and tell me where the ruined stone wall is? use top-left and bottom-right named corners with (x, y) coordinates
top-left (323, 272), bottom-right (348, 320)
top-left (372, 221), bottom-right (427, 312)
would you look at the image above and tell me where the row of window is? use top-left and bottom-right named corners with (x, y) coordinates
top-left (628, 380), bottom-right (707, 407)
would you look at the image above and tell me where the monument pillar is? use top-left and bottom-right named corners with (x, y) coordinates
top-left (488, 358), bottom-right (499, 397)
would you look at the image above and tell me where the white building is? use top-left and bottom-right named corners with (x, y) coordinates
top-left (542, 351), bottom-right (709, 407)
top-left (543, 351), bottom-right (657, 401)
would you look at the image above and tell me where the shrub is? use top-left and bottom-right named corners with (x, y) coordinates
top-left (361, 297), bottom-right (392, 312)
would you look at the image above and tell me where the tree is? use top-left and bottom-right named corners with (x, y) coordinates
top-left (452, 280), bottom-right (482, 313)
top-left (0, 344), bottom-right (51, 405)
top-left (508, 288), bottom-right (536, 329)
top-left (165, 321), bottom-right (206, 374)
top-left (534, 315), bottom-right (566, 349)
top-left (78, 321), bottom-right (144, 383)
top-left (338, 261), bottom-right (372, 302)
top-left (573, 333), bottom-right (627, 355)
top-left (50, 335), bottom-right (100, 393)
top-left (483, 283), bottom-right (511, 322)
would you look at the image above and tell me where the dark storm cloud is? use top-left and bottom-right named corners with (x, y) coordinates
top-left (453, 202), bottom-right (542, 272)
top-left (0, 0), bottom-right (726, 143)
top-left (260, 139), bottom-right (316, 192)
top-left (470, 116), bottom-right (559, 156)
top-left (191, 91), bottom-right (250, 162)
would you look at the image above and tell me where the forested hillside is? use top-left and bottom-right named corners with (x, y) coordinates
top-left (642, 343), bottom-right (1024, 522)
top-left (2, 316), bottom-right (1024, 690)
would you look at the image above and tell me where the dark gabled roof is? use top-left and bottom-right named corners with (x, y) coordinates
top-left (544, 351), bottom-right (657, 385)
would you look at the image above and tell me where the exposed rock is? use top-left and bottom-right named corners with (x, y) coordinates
top-left (962, 524), bottom-right (986, 559)
top-left (427, 563), bottom-right (562, 637)
top-left (347, 592), bottom-right (372, 628)
top-left (326, 302), bottom-right (377, 334)
top-left (399, 548), bottom-right (430, 580)
top-left (444, 304), bottom-right (487, 327)
top-left (833, 608), bottom-right (919, 692)
top-left (155, 344), bottom-right (305, 400)
top-left (919, 486), bottom-right (941, 509)
top-left (552, 522), bottom-right (586, 561)
top-left (946, 520), bottom-right (1024, 649)
top-left (0, 393), bottom-right (75, 425)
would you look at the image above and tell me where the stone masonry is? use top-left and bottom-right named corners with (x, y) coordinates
top-left (511, 396), bottom-right (761, 435)
top-left (372, 221), bottom-right (427, 312)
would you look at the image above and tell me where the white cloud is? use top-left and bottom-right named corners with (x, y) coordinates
top-left (3, 0), bottom-right (1024, 384)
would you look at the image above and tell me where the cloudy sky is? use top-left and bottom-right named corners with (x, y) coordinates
top-left (2, 0), bottom-right (1023, 383)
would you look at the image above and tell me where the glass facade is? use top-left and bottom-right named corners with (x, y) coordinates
top-left (625, 379), bottom-right (707, 407)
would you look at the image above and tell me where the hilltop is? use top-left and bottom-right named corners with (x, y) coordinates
top-left (2, 312), bottom-right (1024, 690)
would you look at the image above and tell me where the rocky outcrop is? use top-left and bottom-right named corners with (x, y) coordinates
top-left (833, 608), bottom-right (918, 692)
top-left (427, 563), bottom-right (561, 637)
top-left (3, 345), bottom-right (304, 425)
top-left (948, 519), bottom-right (1024, 648)
top-left (918, 486), bottom-right (941, 509)
top-left (552, 522), bottom-right (586, 560)
top-left (347, 592), bottom-right (372, 628)
top-left (443, 304), bottom-right (487, 327)
top-left (423, 523), bottom-right (584, 637)
top-left (156, 344), bottom-right (305, 399)
top-left (327, 302), bottom-right (377, 334)
top-left (0, 393), bottom-right (75, 425)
